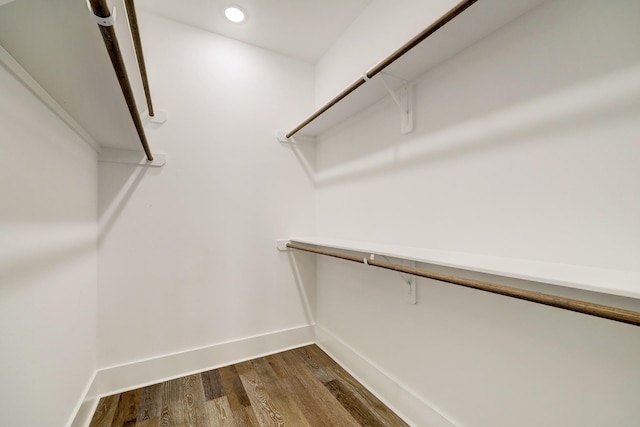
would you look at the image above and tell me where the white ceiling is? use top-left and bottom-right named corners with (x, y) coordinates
top-left (136, 0), bottom-right (371, 63)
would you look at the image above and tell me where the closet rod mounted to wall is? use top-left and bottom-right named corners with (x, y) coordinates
top-left (124, 0), bottom-right (154, 117)
top-left (88, 0), bottom-right (153, 161)
top-left (286, 241), bottom-right (640, 327)
top-left (285, 0), bottom-right (478, 139)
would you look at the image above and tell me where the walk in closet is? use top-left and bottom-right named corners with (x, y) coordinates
top-left (2, 0), bottom-right (639, 426)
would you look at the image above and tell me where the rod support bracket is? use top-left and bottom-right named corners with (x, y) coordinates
top-left (143, 109), bottom-right (168, 124)
top-left (276, 239), bottom-right (291, 251)
top-left (98, 148), bottom-right (166, 167)
top-left (379, 72), bottom-right (414, 134)
top-left (364, 254), bottom-right (375, 266)
top-left (89, 3), bottom-right (117, 27)
top-left (276, 130), bottom-right (295, 144)
top-left (406, 260), bottom-right (417, 304)
top-left (276, 131), bottom-right (316, 144)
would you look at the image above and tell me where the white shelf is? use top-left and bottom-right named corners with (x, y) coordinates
top-left (292, 0), bottom-right (546, 138)
top-left (288, 237), bottom-right (640, 300)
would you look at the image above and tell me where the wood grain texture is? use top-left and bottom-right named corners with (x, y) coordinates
top-left (218, 365), bottom-right (259, 426)
top-left (182, 374), bottom-right (207, 426)
top-left (90, 394), bottom-right (120, 427)
top-left (160, 378), bottom-right (184, 427)
top-left (270, 352), bottom-right (360, 427)
top-left (236, 360), bottom-right (286, 426)
top-left (201, 369), bottom-right (225, 401)
top-left (89, 345), bottom-right (409, 426)
top-left (137, 384), bottom-right (162, 422)
top-left (111, 389), bottom-right (141, 427)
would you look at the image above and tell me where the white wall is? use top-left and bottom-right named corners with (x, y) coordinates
top-left (0, 63), bottom-right (97, 426)
top-left (316, 0), bottom-right (640, 270)
top-left (97, 13), bottom-right (316, 368)
top-left (312, 0), bottom-right (640, 426)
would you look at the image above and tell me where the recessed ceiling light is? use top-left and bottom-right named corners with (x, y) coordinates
top-left (224, 6), bottom-right (246, 23)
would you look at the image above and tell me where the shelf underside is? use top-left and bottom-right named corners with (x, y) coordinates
top-left (289, 237), bottom-right (640, 300)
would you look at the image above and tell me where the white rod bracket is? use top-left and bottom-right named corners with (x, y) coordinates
top-left (276, 131), bottom-right (316, 144)
top-left (87, 0), bottom-right (117, 26)
top-left (143, 109), bottom-right (168, 124)
top-left (276, 240), bottom-right (291, 251)
top-left (276, 130), bottom-right (294, 144)
top-left (379, 73), bottom-right (414, 134)
top-left (382, 255), bottom-right (417, 304)
top-left (406, 260), bottom-right (417, 305)
top-left (91, 7), bottom-right (117, 26)
top-left (98, 148), bottom-right (167, 167)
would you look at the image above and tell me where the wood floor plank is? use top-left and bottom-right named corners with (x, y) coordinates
top-left (160, 378), bottom-right (185, 427)
top-left (205, 396), bottom-right (234, 426)
top-left (136, 418), bottom-right (160, 427)
top-left (201, 369), bottom-right (225, 401)
top-left (236, 360), bottom-right (286, 427)
top-left (219, 365), bottom-right (251, 408)
top-left (89, 394), bottom-right (120, 427)
top-left (335, 370), bottom-right (408, 427)
top-left (251, 358), bottom-right (312, 427)
top-left (325, 378), bottom-right (386, 427)
top-left (270, 353), bottom-right (360, 427)
top-left (292, 345), bottom-right (337, 384)
top-left (137, 384), bottom-right (163, 422)
top-left (218, 365), bottom-right (260, 427)
top-left (182, 374), bottom-right (209, 427)
top-left (264, 354), bottom-right (296, 380)
top-left (316, 346), bottom-right (409, 427)
top-left (111, 389), bottom-right (141, 427)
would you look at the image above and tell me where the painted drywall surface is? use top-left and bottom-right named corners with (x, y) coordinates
top-left (0, 64), bottom-right (97, 426)
top-left (314, 0), bottom-right (457, 106)
top-left (314, 0), bottom-right (640, 426)
top-left (97, 13), bottom-right (316, 368)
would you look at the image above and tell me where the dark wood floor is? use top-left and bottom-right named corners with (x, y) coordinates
top-left (89, 344), bottom-right (409, 426)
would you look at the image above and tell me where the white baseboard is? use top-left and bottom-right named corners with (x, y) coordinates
top-left (68, 325), bottom-right (314, 427)
top-left (66, 371), bottom-right (98, 427)
top-left (314, 325), bottom-right (461, 427)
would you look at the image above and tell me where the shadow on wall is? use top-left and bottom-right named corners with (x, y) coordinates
top-left (287, 250), bottom-right (318, 325)
top-left (98, 163), bottom-right (155, 243)
top-left (0, 236), bottom-right (96, 299)
top-left (313, 64), bottom-right (640, 187)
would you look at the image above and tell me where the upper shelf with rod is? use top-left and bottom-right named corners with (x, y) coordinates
top-left (0, 0), bottom-right (166, 165)
top-left (278, 238), bottom-right (640, 326)
top-left (278, 237), bottom-right (640, 301)
top-left (278, 0), bottom-right (546, 142)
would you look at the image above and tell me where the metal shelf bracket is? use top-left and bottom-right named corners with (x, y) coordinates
top-left (379, 72), bottom-right (414, 134)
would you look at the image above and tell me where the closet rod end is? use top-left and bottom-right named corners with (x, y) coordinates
top-left (276, 240), bottom-right (291, 251)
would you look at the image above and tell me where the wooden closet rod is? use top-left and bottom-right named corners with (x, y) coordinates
top-left (124, 0), bottom-right (154, 117)
top-left (89, 0), bottom-right (153, 161)
top-left (286, 241), bottom-right (640, 327)
top-left (286, 0), bottom-right (478, 139)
